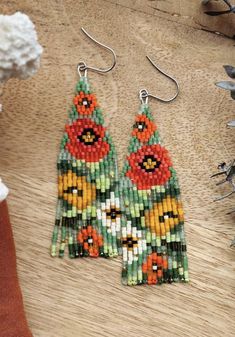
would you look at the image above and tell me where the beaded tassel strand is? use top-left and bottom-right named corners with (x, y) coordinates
top-left (51, 76), bottom-right (121, 258)
top-left (121, 103), bottom-right (189, 285)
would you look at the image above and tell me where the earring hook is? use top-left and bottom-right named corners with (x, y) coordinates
top-left (139, 56), bottom-right (179, 104)
top-left (77, 27), bottom-right (117, 77)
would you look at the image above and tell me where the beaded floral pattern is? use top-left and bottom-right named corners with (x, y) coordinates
top-left (66, 119), bottom-right (110, 162)
top-left (73, 92), bottom-right (97, 115)
top-left (120, 104), bottom-right (189, 285)
top-left (132, 114), bottom-right (156, 142)
top-left (51, 77), bottom-right (121, 259)
top-left (126, 144), bottom-right (172, 189)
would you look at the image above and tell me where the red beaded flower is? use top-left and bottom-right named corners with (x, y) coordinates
top-left (73, 92), bottom-right (97, 115)
top-left (126, 144), bottom-right (172, 189)
top-left (132, 115), bottom-right (157, 143)
top-left (65, 119), bottom-right (110, 162)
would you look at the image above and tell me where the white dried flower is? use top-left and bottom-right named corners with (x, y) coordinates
top-left (0, 178), bottom-right (9, 201)
top-left (0, 11), bottom-right (43, 83)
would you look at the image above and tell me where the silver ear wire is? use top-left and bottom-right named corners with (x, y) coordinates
top-left (77, 27), bottom-right (116, 77)
top-left (139, 56), bottom-right (179, 103)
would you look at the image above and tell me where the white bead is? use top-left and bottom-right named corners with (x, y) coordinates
top-left (110, 192), bottom-right (115, 204)
top-left (106, 199), bottom-right (111, 209)
top-left (102, 211), bottom-right (106, 221)
top-left (132, 227), bottom-right (137, 237)
top-left (128, 251), bottom-right (133, 264)
top-left (127, 221), bottom-right (132, 235)
top-left (116, 223), bottom-right (120, 232)
top-left (137, 230), bottom-right (142, 238)
top-left (142, 240), bottom-right (147, 251)
top-left (151, 233), bottom-right (156, 240)
top-left (115, 197), bottom-right (120, 208)
top-left (123, 247), bottom-right (127, 254)
top-left (97, 209), bottom-right (102, 220)
top-left (122, 227), bottom-right (127, 237)
top-left (111, 224), bottom-right (116, 236)
top-left (138, 239), bottom-right (143, 254)
top-left (123, 253), bottom-right (128, 262)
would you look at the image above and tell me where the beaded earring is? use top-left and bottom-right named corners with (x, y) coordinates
top-left (51, 28), bottom-right (121, 259)
top-left (121, 56), bottom-right (189, 286)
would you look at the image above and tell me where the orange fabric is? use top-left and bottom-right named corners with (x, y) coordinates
top-left (0, 200), bottom-right (33, 337)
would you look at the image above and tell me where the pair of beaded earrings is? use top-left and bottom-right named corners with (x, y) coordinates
top-left (50, 28), bottom-right (189, 285)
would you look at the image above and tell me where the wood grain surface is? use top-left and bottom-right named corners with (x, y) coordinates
top-left (0, 1), bottom-right (235, 336)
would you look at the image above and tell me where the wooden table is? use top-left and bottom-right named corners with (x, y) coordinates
top-left (0, 1), bottom-right (234, 336)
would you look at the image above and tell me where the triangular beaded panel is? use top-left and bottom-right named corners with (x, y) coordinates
top-left (51, 77), bottom-right (121, 259)
top-left (120, 103), bottom-right (189, 285)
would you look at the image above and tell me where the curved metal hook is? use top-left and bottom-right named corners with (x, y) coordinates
top-left (77, 27), bottom-right (116, 76)
top-left (139, 89), bottom-right (149, 105)
top-left (139, 56), bottom-right (179, 104)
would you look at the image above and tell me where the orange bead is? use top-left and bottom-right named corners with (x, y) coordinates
top-left (147, 275), bottom-right (153, 285)
top-left (87, 225), bottom-right (92, 235)
top-left (92, 228), bottom-right (97, 235)
top-left (157, 255), bottom-right (163, 265)
top-left (142, 263), bottom-right (148, 273)
top-left (77, 232), bottom-right (83, 243)
top-left (152, 252), bottom-right (157, 263)
top-left (93, 234), bottom-right (98, 242)
top-left (152, 273), bottom-right (157, 284)
top-left (82, 228), bottom-right (86, 234)
top-left (147, 256), bottom-right (152, 269)
top-left (98, 236), bottom-right (103, 247)
top-left (157, 269), bottom-right (163, 278)
top-left (91, 248), bottom-right (99, 257)
top-left (163, 259), bottom-right (168, 269)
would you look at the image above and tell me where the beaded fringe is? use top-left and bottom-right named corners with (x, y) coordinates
top-left (51, 77), bottom-right (121, 258)
top-left (120, 104), bottom-right (189, 285)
